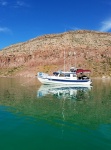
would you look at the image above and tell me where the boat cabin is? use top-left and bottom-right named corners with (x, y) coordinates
top-left (53, 67), bottom-right (91, 80)
top-left (53, 71), bottom-right (77, 79)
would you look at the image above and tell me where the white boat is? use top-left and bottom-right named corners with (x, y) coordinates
top-left (37, 67), bottom-right (92, 85)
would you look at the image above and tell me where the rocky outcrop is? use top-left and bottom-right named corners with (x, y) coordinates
top-left (0, 30), bottom-right (111, 77)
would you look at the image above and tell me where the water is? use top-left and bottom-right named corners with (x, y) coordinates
top-left (0, 77), bottom-right (111, 150)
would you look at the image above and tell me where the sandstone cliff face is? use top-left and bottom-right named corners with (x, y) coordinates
top-left (0, 30), bottom-right (111, 77)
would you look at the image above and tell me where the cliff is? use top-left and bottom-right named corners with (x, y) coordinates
top-left (0, 30), bottom-right (111, 77)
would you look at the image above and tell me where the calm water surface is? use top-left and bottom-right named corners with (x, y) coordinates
top-left (0, 77), bottom-right (111, 150)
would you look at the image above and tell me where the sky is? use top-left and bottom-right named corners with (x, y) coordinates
top-left (0, 0), bottom-right (111, 49)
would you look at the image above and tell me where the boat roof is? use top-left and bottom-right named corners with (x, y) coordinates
top-left (53, 69), bottom-right (91, 75)
top-left (76, 69), bottom-right (91, 74)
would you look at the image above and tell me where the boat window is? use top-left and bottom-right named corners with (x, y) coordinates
top-left (53, 72), bottom-right (59, 76)
top-left (73, 74), bottom-right (77, 77)
top-left (59, 74), bottom-right (65, 77)
top-left (65, 74), bottom-right (70, 77)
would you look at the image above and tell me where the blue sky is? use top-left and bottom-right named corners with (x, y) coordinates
top-left (0, 0), bottom-right (111, 49)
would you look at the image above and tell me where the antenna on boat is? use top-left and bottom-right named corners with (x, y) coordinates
top-left (74, 52), bottom-right (76, 68)
top-left (64, 50), bottom-right (66, 72)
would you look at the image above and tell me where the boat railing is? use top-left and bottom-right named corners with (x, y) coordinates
top-left (38, 72), bottom-right (48, 78)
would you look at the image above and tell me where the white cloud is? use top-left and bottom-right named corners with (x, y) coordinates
top-left (17, 1), bottom-right (25, 6)
top-left (0, 1), bottom-right (29, 8)
top-left (0, 27), bottom-right (11, 33)
top-left (0, 0), bottom-right (8, 6)
top-left (99, 18), bottom-right (111, 32)
top-left (14, 1), bottom-right (29, 8)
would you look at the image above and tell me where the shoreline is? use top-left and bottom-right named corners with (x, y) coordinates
top-left (0, 75), bottom-right (111, 79)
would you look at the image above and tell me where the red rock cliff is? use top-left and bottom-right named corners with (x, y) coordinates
top-left (0, 30), bottom-right (111, 77)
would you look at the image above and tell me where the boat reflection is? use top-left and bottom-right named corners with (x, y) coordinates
top-left (37, 85), bottom-right (92, 100)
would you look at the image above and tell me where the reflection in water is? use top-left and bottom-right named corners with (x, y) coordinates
top-left (37, 85), bottom-right (92, 101)
top-left (0, 78), bottom-right (111, 150)
top-left (0, 78), bottom-right (111, 129)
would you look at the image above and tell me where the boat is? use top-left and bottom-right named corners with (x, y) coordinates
top-left (37, 67), bottom-right (92, 85)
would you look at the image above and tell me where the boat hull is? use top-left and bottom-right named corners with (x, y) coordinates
top-left (37, 77), bottom-right (92, 85)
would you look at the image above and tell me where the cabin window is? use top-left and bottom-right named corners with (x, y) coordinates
top-left (65, 74), bottom-right (70, 77)
top-left (59, 74), bottom-right (65, 77)
top-left (73, 74), bottom-right (77, 77)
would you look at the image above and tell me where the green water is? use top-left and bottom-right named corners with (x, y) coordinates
top-left (0, 77), bottom-right (111, 150)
